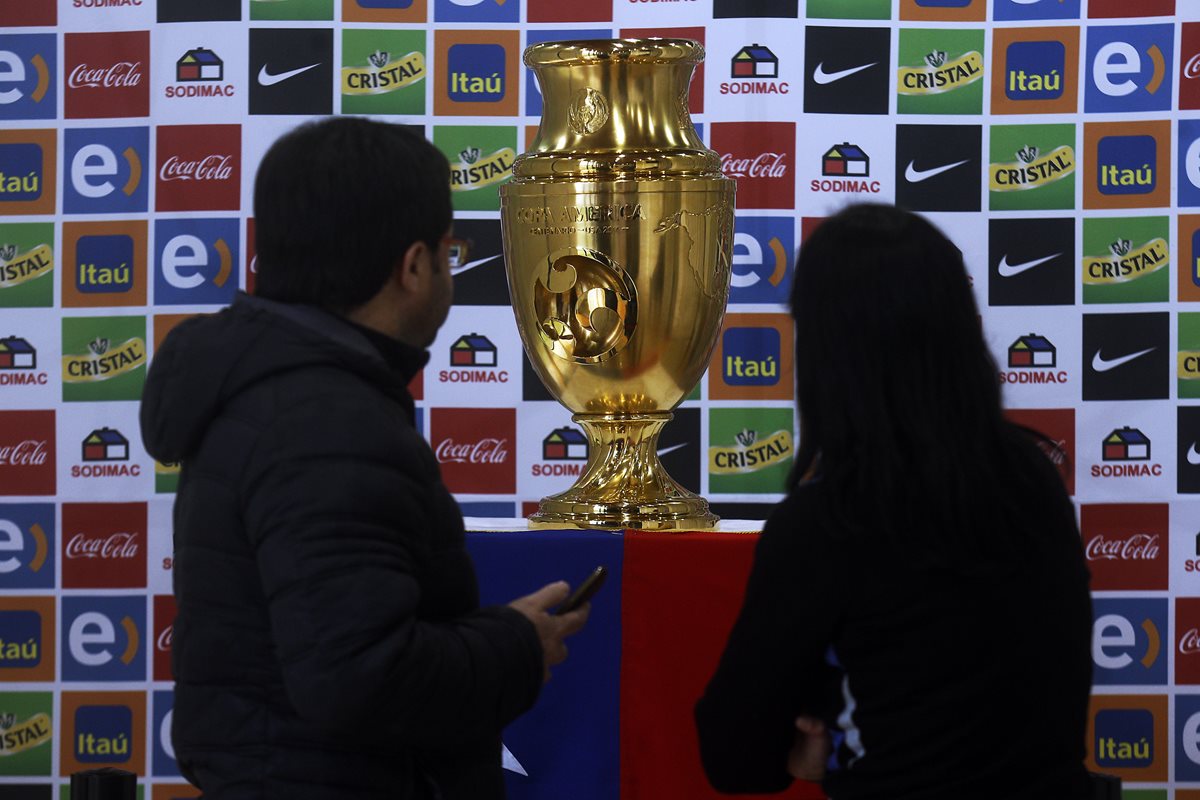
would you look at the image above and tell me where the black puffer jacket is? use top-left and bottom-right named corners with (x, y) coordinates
top-left (140, 293), bottom-right (543, 800)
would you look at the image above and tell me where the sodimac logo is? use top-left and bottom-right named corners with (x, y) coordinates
top-left (435, 30), bottom-right (519, 116)
top-left (60, 691), bottom-right (145, 774)
top-left (711, 122), bottom-right (794, 210)
top-left (0, 35), bottom-right (56, 121)
top-left (0, 504), bottom-right (55, 590)
top-left (153, 218), bottom-right (239, 306)
top-left (709, 313), bottom-right (794, 401)
top-left (0, 597), bottom-right (55, 681)
top-left (1081, 503), bottom-right (1166, 591)
top-left (722, 43), bottom-right (790, 98)
top-left (62, 221), bottom-right (148, 308)
top-left (430, 408), bottom-right (515, 494)
top-left (991, 28), bottom-right (1079, 115)
top-left (155, 125), bottom-right (240, 212)
top-left (64, 31), bottom-right (149, 119)
top-left (61, 596), bottom-right (145, 682)
top-left (63, 126), bottom-right (149, 214)
top-left (60, 502), bottom-right (146, 589)
top-left (0, 129), bottom-right (56, 216)
top-left (994, 0), bottom-right (1079, 20)
top-left (988, 217), bottom-right (1075, 306)
top-left (1092, 598), bottom-right (1167, 686)
top-left (1084, 120), bottom-right (1170, 210)
top-left (0, 411), bottom-right (55, 496)
top-left (1084, 24), bottom-right (1173, 114)
top-left (729, 216), bottom-right (793, 305)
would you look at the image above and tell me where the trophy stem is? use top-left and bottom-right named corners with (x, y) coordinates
top-left (529, 412), bottom-right (718, 531)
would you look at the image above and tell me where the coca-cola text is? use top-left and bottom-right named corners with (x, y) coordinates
top-left (160, 154), bottom-right (234, 183)
top-left (65, 531), bottom-right (140, 560)
top-left (68, 61), bottom-right (143, 89)
top-left (434, 438), bottom-right (509, 465)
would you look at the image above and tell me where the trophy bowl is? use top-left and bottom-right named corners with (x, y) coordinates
top-left (499, 38), bottom-right (734, 531)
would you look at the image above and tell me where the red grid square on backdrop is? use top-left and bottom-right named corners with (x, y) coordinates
top-left (65, 31), bottom-right (150, 119)
top-left (61, 502), bottom-right (148, 589)
top-left (0, 410), bottom-right (56, 496)
top-left (155, 125), bottom-right (242, 212)
top-left (430, 408), bottom-right (516, 494)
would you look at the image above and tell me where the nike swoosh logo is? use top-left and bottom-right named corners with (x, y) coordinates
top-left (904, 159), bottom-right (970, 183)
top-left (1188, 442), bottom-right (1200, 466)
top-left (257, 63), bottom-right (320, 87)
top-left (813, 61), bottom-right (876, 85)
top-left (656, 443), bottom-right (688, 457)
top-left (997, 252), bottom-right (1061, 278)
top-left (451, 254), bottom-right (501, 276)
top-left (1091, 347), bottom-right (1155, 373)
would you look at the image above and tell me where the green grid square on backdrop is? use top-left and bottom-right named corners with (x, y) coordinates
top-left (989, 124), bottom-right (1076, 211)
top-left (708, 407), bottom-right (794, 495)
top-left (342, 29), bottom-right (427, 116)
top-left (250, 0), bottom-right (333, 20)
top-left (1082, 216), bottom-right (1169, 305)
top-left (61, 316), bottom-right (147, 402)
top-left (897, 28), bottom-right (985, 115)
top-left (0, 692), bottom-right (53, 776)
top-left (0, 223), bottom-right (54, 308)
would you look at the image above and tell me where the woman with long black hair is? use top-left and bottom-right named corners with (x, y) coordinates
top-left (695, 204), bottom-right (1093, 800)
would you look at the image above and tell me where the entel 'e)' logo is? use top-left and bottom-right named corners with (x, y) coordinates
top-left (61, 502), bottom-right (146, 589)
top-left (988, 124), bottom-right (1075, 211)
top-left (61, 316), bottom-right (147, 402)
top-left (896, 28), bottom-right (985, 115)
top-left (1082, 216), bottom-right (1169, 305)
top-left (1080, 503), bottom-right (1167, 591)
top-left (712, 122), bottom-right (794, 210)
top-left (0, 504), bottom-right (55, 590)
top-left (156, 125), bottom-right (240, 212)
top-left (1088, 696), bottom-right (1168, 781)
top-left (341, 29), bottom-right (427, 116)
top-left (1176, 120), bottom-right (1200, 209)
top-left (1092, 598), bottom-right (1167, 686)
top-left (63, 127), bottom-right (149, 214)
top-left (434, 0), bottom-right (517, 23)
top-left (153, 218), bottom-right (239, 306)
top-left (0, 129), bottom-right (56, 216)
top-left (61, 691), bottom-right (146, 775)
top-left (434, 30), bottom-right (518, 116)
top-left (991, 28), bottom-right (1079, 115)
top-left (430, 408), bottom-right (515, 494)
top-left (62, 596), bottom-right (145, 682)
top-left (0, 411), bottom-right (56, 496)
top-left (709, 313), bottom-right (794, 401)
top-left (1176, 695), bottom-right (1200, 782)
top-left (729, 216), bottom-right (793, 304)
top-left (1084, 24), bottom-right (1173, 113)
top-left (62, 221), bottom-right (148, 308)
top-left (0, 597), bottom-right (55, 681)
top-left (64, 31), bottom-right (149, 119)
top-left (0, 35), bottom-right (56, 121)
top-left (1084, 120), bottom-right (1169, 210)
top-left (152, 690), bottom-right (177, 777)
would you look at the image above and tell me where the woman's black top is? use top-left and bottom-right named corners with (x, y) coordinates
top-left (695, 444), bottom-right (1093, 800)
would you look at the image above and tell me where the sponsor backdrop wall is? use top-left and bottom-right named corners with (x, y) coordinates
top-left (2, 0), bottom-right (1200, 796)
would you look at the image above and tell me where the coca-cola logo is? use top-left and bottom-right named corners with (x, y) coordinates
top-left (0, 439), bottom-right (49, 466)
top-left (720, 152), bottom-right (788, 179)
top-left (65, 531), bottom-right (140, 560)
top-left (1182, 628), bottom-right (1200, 655)
top-left (434, 438), bottom-right (509, 465)
top-left (156, 624), bottom-right (173, 652)
top-left (68, 61), bottom-right (143, 89)
top-left (1186, 53), bottom-right (1200, 80)
top-left (159, 154), bottom-right (234, 182)
top-left (1085, 533), bottom-right (1160, 562)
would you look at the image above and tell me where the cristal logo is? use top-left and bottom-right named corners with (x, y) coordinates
top-left (434, 438), bottom-right (509, 464)
top-left (65, 532), bottom-right (139, 560)
top-left (156, 624), bottom-right (172, 652)
top-left (0, 440), bottom-right (49, 466)
top-left (721, 152), bottom-right (788, 179)
top-left (1085, 533), bottom-right (1160, 561)
top-left (1188, 54), bottom-right (1200, 80)
top-left (159, 155), bottom-right (233, 182)
top-left (68, 62), bottom-right (143, 89)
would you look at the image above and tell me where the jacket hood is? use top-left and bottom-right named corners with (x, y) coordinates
top-left (139, 294), bottom-right (414, 464)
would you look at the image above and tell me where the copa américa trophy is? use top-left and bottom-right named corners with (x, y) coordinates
top-left (500, 39), bottom-right (734, 530)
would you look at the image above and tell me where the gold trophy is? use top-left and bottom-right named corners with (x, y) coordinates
top-left (500, 39), bottom-right (734, 531)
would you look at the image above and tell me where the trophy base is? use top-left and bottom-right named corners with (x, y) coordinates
top-left (528, 412), bottom-right (719, 532)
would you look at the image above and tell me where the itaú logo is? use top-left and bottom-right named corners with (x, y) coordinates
top-left (720, 152), bottom-right (788, 179)
top-left (0, 439), bottom-right (48, 466)
top-left (435, 437), bottom-right (509, 464)
top-left (1086, 533), bottom-right (1160, 562)
top-left (65, 531), bottom-right (139, 560)
top-left (68, 61), bottom-right (143, 89)
top-left (159, 155), bottom-right (233, 182)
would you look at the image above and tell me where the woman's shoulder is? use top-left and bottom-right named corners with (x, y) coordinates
top-left (758, 480), bottom-right (844, 555)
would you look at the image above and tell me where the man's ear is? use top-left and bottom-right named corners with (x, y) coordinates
top-left (395, 239), bottom-right (431, 293)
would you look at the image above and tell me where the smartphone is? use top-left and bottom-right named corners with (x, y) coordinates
top-left (554, 566), bottom-right (608, 615)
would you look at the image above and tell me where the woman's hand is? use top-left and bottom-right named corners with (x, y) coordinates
top-left (786, 716), bottom-right (831, 781)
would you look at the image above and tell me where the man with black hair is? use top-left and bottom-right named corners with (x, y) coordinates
top-left (141, 117), bottom-right (588, 800)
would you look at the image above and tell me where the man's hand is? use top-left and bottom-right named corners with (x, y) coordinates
top-left (508, 581), bottom-right (590, 683)
top-left (786, 716), bottom-right (831, 782)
